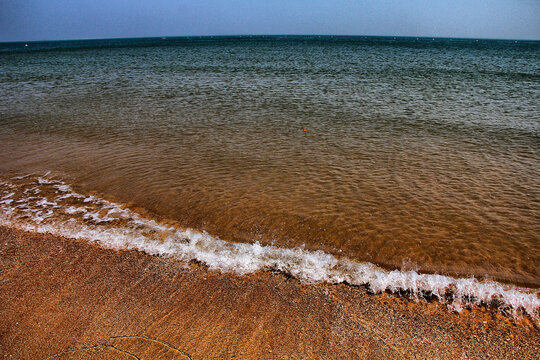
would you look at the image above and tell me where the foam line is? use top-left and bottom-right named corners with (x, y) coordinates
top-left (0, 174), bottom-right (538, 323)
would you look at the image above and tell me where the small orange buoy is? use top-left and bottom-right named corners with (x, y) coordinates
top-left (303, 128), bottom-right (307, 132)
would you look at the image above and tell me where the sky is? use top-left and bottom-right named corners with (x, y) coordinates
top-left (1, 0), bottom-right (539, 42)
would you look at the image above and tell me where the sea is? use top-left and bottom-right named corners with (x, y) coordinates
top-left (0, 36), bottom-right (539, 319)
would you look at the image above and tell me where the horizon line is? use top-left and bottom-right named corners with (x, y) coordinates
top-left (1, 33), bottom-right (539, 44)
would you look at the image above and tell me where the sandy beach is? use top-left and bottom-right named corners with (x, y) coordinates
top-left (0, 226), bottom-right (537, 359)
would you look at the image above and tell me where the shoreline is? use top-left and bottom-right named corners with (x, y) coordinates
top-left (0, 226), bottom-right (538, 359)
top-left (1, 173), bottom-right (538, 321)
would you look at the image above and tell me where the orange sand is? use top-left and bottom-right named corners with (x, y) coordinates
top-left (0, 226), bottom-right (538, 359)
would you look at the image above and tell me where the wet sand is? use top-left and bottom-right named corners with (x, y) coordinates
top-left (0, 226), bottom-right (538, 359)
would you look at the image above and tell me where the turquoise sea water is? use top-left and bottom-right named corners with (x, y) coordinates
top-left (0, 37), bottom-right (539, 298)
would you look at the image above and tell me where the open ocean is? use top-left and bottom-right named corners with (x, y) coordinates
top-left (1, 36), bottom-right (539, 318)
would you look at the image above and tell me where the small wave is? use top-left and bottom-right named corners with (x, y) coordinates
top-left (0, 174), bottom-right (538, 323)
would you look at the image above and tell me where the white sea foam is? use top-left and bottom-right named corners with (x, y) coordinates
top-left (0, 174), bottom-right (538, 323)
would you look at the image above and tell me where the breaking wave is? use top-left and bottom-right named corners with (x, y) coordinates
top-left (1, 173), bottom-right (538, 323)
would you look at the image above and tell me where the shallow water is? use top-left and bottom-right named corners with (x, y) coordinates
top-left (0, 36), bottom-right (539, 289)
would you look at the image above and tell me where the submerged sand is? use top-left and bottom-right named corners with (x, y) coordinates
top-left (0, 226), bottom-right (538, 359)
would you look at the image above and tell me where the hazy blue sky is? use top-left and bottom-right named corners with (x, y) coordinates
top-left (1, 0), bottom-right (539, 41)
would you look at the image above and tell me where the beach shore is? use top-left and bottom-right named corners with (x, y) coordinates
top-left (0, 226), bottom-right (537, 359)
